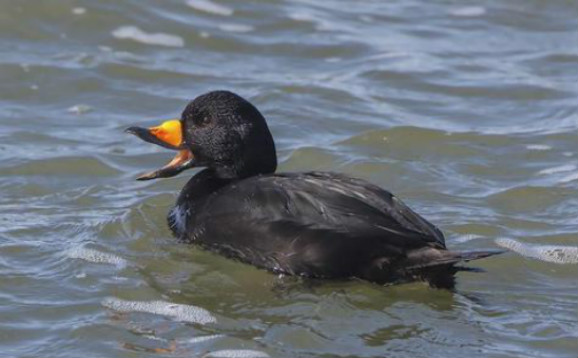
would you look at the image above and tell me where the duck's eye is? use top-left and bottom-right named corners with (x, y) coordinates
top-left (196, 116), bottom-right (211, 126)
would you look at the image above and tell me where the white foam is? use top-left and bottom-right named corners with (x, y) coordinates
top-left (495, 238), bottom-right (578, 264)
top-left (67, 104), bottom-right (93, 114)
top-left (218, 23), bottom-right (254, 33)
top-left (449, 6), bottom-right (486, 17)
top-left (359, 15), bottom-right (373, 23)
top-left (526, 144), bottom-right (551, 151)
top-left (185, 334), bottom-right (224, 344)
top-left (112, 26), bottom-right (184, 47)
top-left (538, 164), bottom-right (577, 175)
top-left (454, 234), bottom-right (484, 243)
top-left (72, 7), bottom-right (86, 15)
top-left (67, 247), bottom-right (127, 268)
top-left (288, 12), bottom-right (315, 22)
top-left (186, 0), bottom-right (233, 16)
top-left (325, 57), bottom-right (342, 63)
top-left (206, 350), bottom-right (270, 358)
top-left (102, 297), bottom-right (217, 324)
top-left (558, 171), bottom-right (578, 183)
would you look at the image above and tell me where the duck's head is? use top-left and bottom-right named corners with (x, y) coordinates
top-left (126, 90), bottom-right (277, 180)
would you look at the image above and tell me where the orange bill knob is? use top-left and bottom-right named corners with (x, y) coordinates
top-left (125, 119), bottom-right (184, 150)
top-left (149, 120), bottom-right (183, 148)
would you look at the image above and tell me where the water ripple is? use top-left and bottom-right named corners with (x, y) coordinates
top-left (102, 297), bottom-right (217, 324)
top-left (495, 238), bottom-right (578, 264)
top-left (112, 26), bottom-right (185, 47)
top-left (67, 246), bottom-right (129, 268)
top-left (0, 0), bottom-right (576, 357)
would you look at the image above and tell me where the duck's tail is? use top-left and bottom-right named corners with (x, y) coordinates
top-left (451, 249), bottom-right (506, 262)
top-left (408, 249), bottom-right (505, 289)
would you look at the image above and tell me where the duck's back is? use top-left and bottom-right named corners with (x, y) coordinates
top-left (172, 171), bottom-right (454, 283)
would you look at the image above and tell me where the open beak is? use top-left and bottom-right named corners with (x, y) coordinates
top-left (125, 119), bottom-right (195, 180)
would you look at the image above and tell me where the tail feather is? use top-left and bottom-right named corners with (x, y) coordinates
top-left (454, 249), bottom-right (506, 262)
top-left (362, 248), bottom-right (504, 289)
top-left (405, 248), bottom-right (505, 270)
top-left (407, 248), bottom-right (505, 289)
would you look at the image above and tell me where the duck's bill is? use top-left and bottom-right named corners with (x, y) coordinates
top-left (125, 119), bottom-right (195, 180)
top-left (134, 149), bottom-right (195, 180)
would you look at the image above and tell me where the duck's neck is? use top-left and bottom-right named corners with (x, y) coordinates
top-left (169, 169), bottom-right (233, 237)
top-left (179, 169), bottom-right (232, 203)
top-left (213, 155), bottom-right (277, 180)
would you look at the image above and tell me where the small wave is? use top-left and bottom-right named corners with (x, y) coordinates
top-left (102, 297), bottom-right (216, 324)
top-left (495, 238), bottom-right (578, 264)
top-left (559, 171), bottom-right (578, 183)
top-left (287, 12), bottom-right (315, 22)
top-left (112, 26), bottom-right (184, 47)
top-left (526, 144), bottom-right (551, 151)
top-left (71, 7), bottom-right (86, 15)
top-left (538, 164), bottom-right (577, 175)
top-left (1, 156), bottom-right (121, 177)
top-left (186, 0), bottom-right (233, 16)
top-left (325, 57), bottom-right (342, 63)
top-left (67, 246), bottom-right (128, 268)
top-left (67, 104), bottom-right (93, 114)
top-left (185, 334), bottom-right (224, 344)
top-left (205, 350), bottom-right (270, 358)
top-left (449, 6), bottom-right (487, 17)
top-left (218, 24), bottom-right (254, 33)
top-left (454, 234), bottom-right (485, 243)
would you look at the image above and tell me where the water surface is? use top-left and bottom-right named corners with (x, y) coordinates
top-left (0, 1), bottom-right (577, 357)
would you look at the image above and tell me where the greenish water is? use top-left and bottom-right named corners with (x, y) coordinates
top-left (1, 1), bottom-right (577, 357)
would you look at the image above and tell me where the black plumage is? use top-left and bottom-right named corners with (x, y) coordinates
top-left (130, 90), bottom-right (502, 289)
